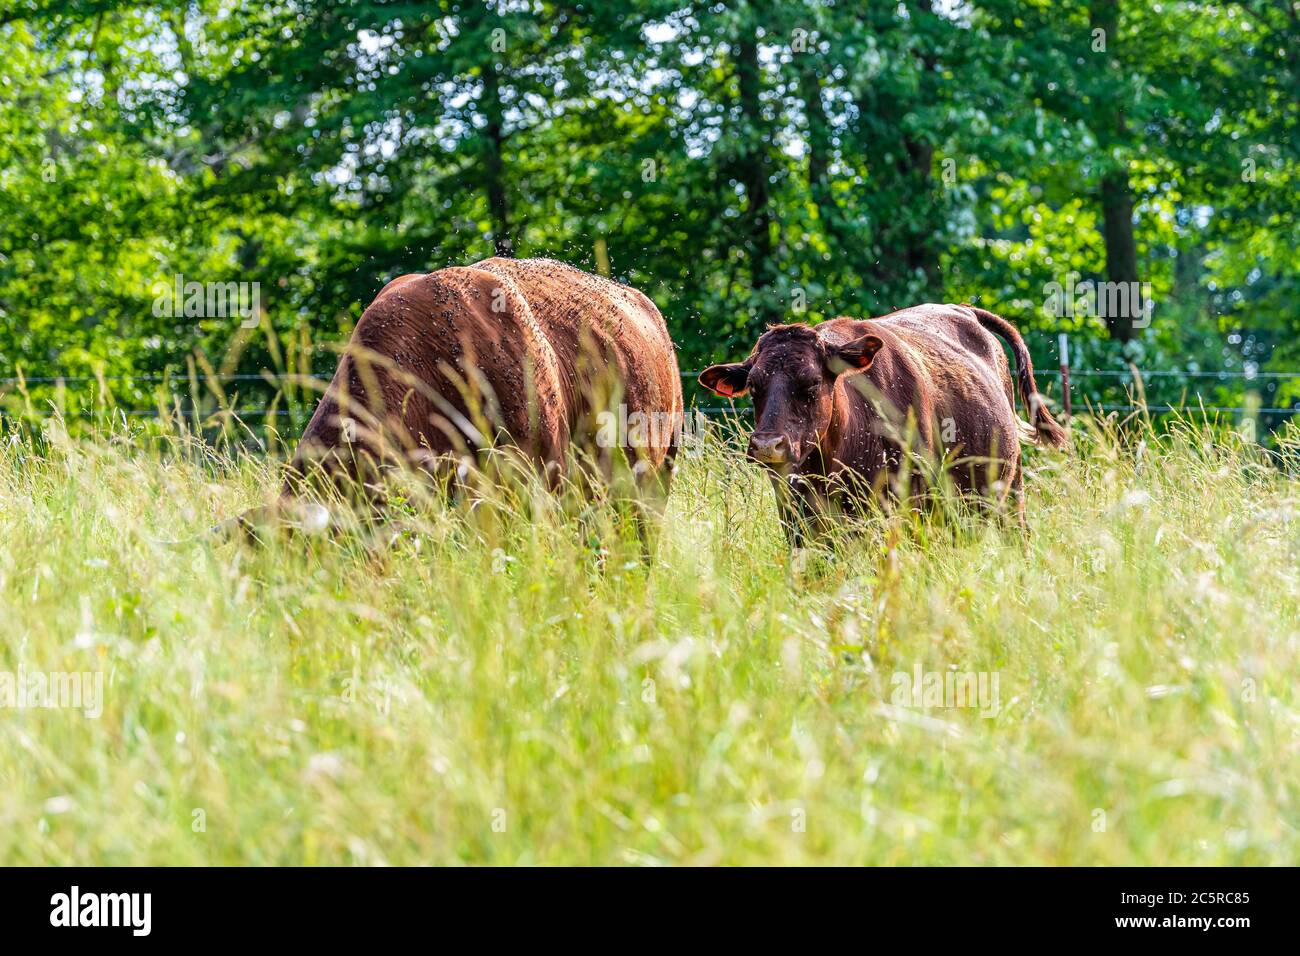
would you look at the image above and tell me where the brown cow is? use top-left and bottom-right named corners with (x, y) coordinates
top-left (227, 257), bottom-right (682, 535)
top-left (698, 304), bottom-right (1067, 544)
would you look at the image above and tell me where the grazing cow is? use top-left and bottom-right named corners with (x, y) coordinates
top-left (698, 304), bottom-right (1067, 543)
top-left (226, 257), bottom-right (682, 535)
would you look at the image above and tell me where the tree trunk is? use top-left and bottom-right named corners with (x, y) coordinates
top-left (900, 138), bottom-right (938, 288)
top-left (735, 29), bottom-right (776, 325)
top-left (851, 2), bottom-right (941, 300)
top-left (1099, 172), bottom-right (1139, 340)
top-left (1091, 0), bottom-right (1137, 342)
top-left (481, 64), bottom-right (512, 257)
top-left (798, 63), bottom-right (838, 250)
top-left (901, 0), bottom-right (939, 292)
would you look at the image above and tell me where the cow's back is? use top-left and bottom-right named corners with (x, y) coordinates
top-left (872, 304), bottom-right (1016, 414)
top-left (822, 305), bottom-right (1023, 496)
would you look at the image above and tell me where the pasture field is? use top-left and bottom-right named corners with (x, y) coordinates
top-left (0, 414), bottom-right (1297, 865)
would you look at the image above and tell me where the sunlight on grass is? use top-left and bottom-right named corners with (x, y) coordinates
top-left (0, 414), bottom-right (1297, 864)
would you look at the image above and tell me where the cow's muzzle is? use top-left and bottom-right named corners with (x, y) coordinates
top-left (747, 433), bottom-right (793, 467)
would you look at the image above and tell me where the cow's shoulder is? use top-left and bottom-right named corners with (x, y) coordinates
top-left (813, 316), bottom-right (875, 346)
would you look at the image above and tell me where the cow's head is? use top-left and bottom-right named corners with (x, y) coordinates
top-left (699, 324), bottom-right (883, 473)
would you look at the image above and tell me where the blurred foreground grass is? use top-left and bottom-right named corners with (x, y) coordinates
top-left (0, 413), bottom-right (1297, 865)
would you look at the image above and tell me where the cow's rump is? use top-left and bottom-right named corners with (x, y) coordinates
top-left (288, 257), bottom-right (683, 493)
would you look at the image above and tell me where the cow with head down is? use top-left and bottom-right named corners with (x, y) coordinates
top-left (698, 304), bottom-right (1067, 545)
top-left (222, 257), bottom-right (683, 537)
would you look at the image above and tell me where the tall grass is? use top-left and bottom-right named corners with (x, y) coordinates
top-left (0, 412), bottom-right (1297, 864)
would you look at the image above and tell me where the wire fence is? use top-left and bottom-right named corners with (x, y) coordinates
top-left (3, 368), bottom-right (1294, 384)
top-left (1, 368), bottom-right (1297, 420)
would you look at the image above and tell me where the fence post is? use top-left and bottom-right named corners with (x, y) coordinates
top-left (1058, 332), bottom-right (1072, 421)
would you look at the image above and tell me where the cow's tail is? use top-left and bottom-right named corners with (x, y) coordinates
top-left (965, 305), bottom-right (1069, 449)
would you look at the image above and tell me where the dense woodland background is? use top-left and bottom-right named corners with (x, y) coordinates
top-left (1, 1), bottom-right (1297, 429)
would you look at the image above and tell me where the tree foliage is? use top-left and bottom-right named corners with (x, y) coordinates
top-left (1, 0), bottom-right (1296, 419)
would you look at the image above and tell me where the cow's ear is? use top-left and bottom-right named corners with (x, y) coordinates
top-left (827, 334), bottom-right (883, 374)
top-left (698, 362), bottom-right (750, 397)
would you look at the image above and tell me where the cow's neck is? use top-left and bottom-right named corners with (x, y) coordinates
top-left (818, 376), bottom-right (853, 471)
top-left (818, 372), bottom-right (888, 477)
